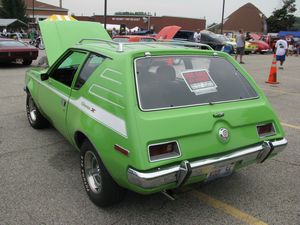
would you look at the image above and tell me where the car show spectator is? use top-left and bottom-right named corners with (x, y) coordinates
top-left (288, 37), bottom-right (295, 56)
top-left (2, 28), bottom-right (7, 37)
top-left (295, 39), bottom-right (300, 57)
top-left (112, 27), bottom-right (118, 36)
top-left (235, 29), bottom-right (245, 64)
top-left (193, 29), bottom-right (201, 43)
top-left (275, 38), bottom-right (288, 69)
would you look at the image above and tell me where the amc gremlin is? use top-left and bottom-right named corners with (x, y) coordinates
top-left (25, 21), bottom-right (287, 207)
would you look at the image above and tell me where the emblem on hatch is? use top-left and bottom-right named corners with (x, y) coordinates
top-left (218, 128), bottom-right (229, 142)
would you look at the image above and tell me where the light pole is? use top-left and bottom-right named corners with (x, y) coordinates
top-left (221, 0), bottom-right (225, 34)
top-left (104, 0), bottom-right (107, 29)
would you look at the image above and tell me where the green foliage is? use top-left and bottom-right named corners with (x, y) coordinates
top-left (291, 17), bottom-right (300, 30)
top-left (114, 11), bottom-right (152, 16)
top-left (0, 0), bottom-right (28, 23)
top-left (266, 0), bottom-right (297, 32)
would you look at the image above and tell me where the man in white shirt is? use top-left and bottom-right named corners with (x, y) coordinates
top-left (194, 29), bottom-right (201, 43)
top-left (275, 38), bottom-right (288, 69)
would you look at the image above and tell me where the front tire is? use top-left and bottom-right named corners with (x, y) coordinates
top-left (26, 92), bottom-right (48, 129)
top-left (80, 140), bottom-right (126, 207)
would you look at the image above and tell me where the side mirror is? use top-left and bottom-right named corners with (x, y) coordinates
top-left (41, 73), bottom-right (49, 81)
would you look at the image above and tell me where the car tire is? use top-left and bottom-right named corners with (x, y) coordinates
top-left (26, 93), bottom-right (48, 129)
top-left (38, 43), bottom-right (45, 50)
top-left (80, 140), bottom-right (126, 207)
top-left (23, 60), bottom-right (32, 66)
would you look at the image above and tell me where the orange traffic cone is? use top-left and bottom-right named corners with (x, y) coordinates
top-left (266, 54), bottom-right (279, 84)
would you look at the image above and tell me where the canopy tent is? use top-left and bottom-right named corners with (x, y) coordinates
top-left (45, 15), bottom-right (76, 22)
top-left (0, 19), bottom-right (27, 28)
top-left (278, 31), bottom-right (300, 38)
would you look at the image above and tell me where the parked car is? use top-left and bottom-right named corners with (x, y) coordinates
top-left (199, 31), bottom-right (225, 51)
top-left (0, 38), bottom-right (38, 65)
top-left (216, 35), bottom-right (236, 54)
top-left (230, 38), bottom-right (258, 54)
top-left (156, 26), bottom-right (225, 50)
top-left (248, 39), bottom-right (271, 54)
top-left (25, 21), bottom-right (287, 207)
top-left (244, 41), bottom-right (258, 54)
top-left (113, 35), bottom-right (156, 42)
top-left (260, 34), bottom-right (279, 53)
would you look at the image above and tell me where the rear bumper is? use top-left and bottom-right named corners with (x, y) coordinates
top-left (128, 138), bottom-right (287, 189)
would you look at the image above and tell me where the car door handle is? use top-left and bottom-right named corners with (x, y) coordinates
top-left (61, 99), bottom-right (67, 108)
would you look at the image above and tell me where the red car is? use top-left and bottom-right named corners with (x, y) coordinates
top-left (113, 35), bottom-right (156, 42)
top-left (0, 38), bottom-right (38, 65)
top-left (248, 36), bottom-right (271, 54)
top-left (260, 35), bottom-right (280, 52)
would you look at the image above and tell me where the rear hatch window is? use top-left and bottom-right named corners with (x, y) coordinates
top-left (135, 56), bottom-right (258, 111)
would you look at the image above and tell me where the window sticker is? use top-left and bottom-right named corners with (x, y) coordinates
top-left (181, 69), bottom-right (218, 95)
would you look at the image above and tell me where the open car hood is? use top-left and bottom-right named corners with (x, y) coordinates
top-left (39, 21), bottom-right (111, 66)
top-left (156, 25), bottom-right (181, 40)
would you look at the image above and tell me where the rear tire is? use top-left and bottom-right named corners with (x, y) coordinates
top-left (26, 92), bottom-right (48, 129)
top-left (80, 140), bottom-right (126, 207)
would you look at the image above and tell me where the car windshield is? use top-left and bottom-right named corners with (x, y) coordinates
top-left (135, 56), bottom-right (258, 111)
top-left (0, 40), bottom-right (27, 47)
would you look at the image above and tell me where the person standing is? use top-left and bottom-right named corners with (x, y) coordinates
top-left (295, 39), bottom-right (300, 57)
top-left (193, 29), bottom-right (202, 43)
top-left (288, 37), bottom-right (295, 56)
top-left (275, 38), bottom-right (288, 69)
top-left (112, 27), bottom-right (117, 37)
top-left (235, 29), bottom-right (245, 64)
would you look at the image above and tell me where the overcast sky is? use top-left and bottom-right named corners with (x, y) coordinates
top-left (41, 0), bottom-right (300, 25)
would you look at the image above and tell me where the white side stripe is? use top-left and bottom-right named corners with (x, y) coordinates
top-left (29, 76), bottom-right (128, 138)
top-left (70, 97), bottom-right (127, 138)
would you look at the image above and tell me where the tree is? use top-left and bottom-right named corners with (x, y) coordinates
top-left (0, 0), bottom-right (28, 23)
top-left (266, 0), bottom-right (297, 32)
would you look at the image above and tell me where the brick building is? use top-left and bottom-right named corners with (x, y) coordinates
top-left (208, 3), bottom-right (267, 34)
top-left (74, 15), bottom-right (206, 33)
top-left (24, 0), bottom-right (68, 23)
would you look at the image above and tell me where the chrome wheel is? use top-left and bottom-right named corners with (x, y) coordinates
top-left (84, 151), bottom-right (102, 194)
top-left (27, 96), bottom-right (37, 122)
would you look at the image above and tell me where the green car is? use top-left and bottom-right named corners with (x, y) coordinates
top-left (25, 21), bottom-right (287, 207)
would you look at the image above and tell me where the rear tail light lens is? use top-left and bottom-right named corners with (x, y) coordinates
top-left (148, 141), bottom-right (181, 162)
top-left (257, 123), bottom-right (276, 138)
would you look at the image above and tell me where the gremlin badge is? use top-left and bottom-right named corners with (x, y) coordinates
top-left (218, 128), bottom-right (230, 143)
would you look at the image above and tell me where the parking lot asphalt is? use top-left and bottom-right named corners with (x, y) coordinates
top-left (0, 52), bottom-right (299, 225)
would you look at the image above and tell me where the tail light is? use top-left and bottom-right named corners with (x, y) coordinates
top-left (257, 123), bottom-right (276, 138)
top-left (148, 141), bottom-right (181, 162)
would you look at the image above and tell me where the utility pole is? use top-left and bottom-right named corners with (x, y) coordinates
top-left (32, 0), bottom-right (35, 25)
top-left (59, 0), bottom-right (62, 8)
top-left (221, 0), bottom-right (225, 34)
top-left (104, 0), bottom-right (107, 29)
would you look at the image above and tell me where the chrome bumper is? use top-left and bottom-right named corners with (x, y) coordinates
top-left (128, 138), bottom-right (288, 189)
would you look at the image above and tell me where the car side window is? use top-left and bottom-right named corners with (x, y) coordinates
top-left (51, 51), bottom-right (87, 87)
top-left (74, 54), bottom-right (105, 89)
